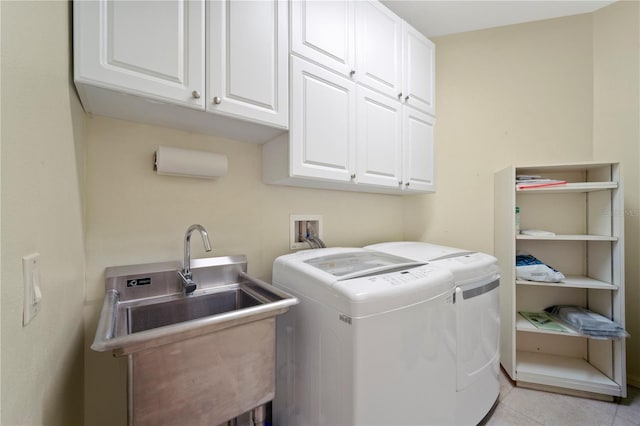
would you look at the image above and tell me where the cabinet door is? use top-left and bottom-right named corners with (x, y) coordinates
top-left (208, 0), bottom-right (288, 128)
top-left (356, 86), bottom-right (402, 188)
top-left (74, 0), bottom-right (204, 109)
top-left (290, 56), bottom-right (356, 182)
top-left (355, 1), bottom-right (403, 99)
top-left (290, 0), bottom-right (355, 77)
top-left (403, 23), bottom-right (435, 116)
top-left (402, 107), bottom-right (435, 192)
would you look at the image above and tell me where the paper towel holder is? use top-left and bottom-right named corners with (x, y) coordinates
top-left (153, 145), bottom-right (228, 179)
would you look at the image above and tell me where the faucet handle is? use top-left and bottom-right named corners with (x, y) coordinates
top-left (178, 270), bottom-right (197, 295)
top-left (184, 281), bottom-right (196, 294)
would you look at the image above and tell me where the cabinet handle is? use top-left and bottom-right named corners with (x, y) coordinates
top-left (397, 93), bottom-right (402, 99)
top-left (351, 173), bottom-right (356, 180)
top-left (405, 182), bottom-right (410, 187)
top-left (398, 181), bottom-right (403, 186)
top-left (350, 70), bottom-right (356, 77)
top-left (192, 90), bottom-right (201, 99)
top-left (213, 96), bottom-right (222, 105)
top-left (404, 95), bottom-right (410, 101)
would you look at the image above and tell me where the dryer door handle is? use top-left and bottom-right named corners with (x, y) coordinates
top-left (461, 277), bottom-right (499, 300)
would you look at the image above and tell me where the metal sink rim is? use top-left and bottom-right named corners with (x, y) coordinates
top-left (126, 286), bottom-right (265, 334)
top-left (91, 270), bottom-right (298, 355)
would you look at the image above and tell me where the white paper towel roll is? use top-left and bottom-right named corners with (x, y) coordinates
top-left (155, 145), bottom-right (228, 179)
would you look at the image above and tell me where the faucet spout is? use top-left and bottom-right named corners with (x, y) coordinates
top-left (181, 224), bottom-right (212, 294)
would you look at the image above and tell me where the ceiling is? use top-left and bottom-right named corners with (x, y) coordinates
top-left (380, 1), bottom-right (616, 38)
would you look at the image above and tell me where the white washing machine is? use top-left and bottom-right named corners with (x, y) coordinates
top-left (366, 242), bottom-right (501, 425)
top-left (272, 248), bottom-right (458, 426)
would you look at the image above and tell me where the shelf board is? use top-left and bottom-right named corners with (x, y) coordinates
top-left (516, 275), bottom-right (619, 290)
top-left (516, 234), bottom-right (617, 241)
top-left (516, 351), bottom-right (622, 396)
top-left (516, 313), bottom-right (581, 336)
top-left (516, 182), bottom-right (617, 193)
top-left (515, 162), bottom-right (618, 173)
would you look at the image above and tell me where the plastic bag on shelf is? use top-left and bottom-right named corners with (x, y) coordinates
top-left (515, 252), bottom-right (565, 282)
top-left (544, 305), bottom-right (630, 340)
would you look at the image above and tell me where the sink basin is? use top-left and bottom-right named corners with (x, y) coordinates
top-left (91, 255), bottom-right (298, 426)
top-left (92, 255), bottom-right (298, 355)
top-left (128, 288), bottom-right (263, 333)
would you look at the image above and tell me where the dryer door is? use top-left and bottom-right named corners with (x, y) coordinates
top-left (456, 275), bottom-right (500, 390)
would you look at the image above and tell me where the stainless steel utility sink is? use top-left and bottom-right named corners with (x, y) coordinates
top-left (91, 255), bottom-right (298, 426)
top-left (92, 255), bottom-right (298, 355)
top-left (128, 288), bottom-right (263, 333)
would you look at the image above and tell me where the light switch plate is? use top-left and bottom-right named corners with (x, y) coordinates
top-left (22, 252), bottom-right (42, 325)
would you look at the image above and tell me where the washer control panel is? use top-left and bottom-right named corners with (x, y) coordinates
top-left (365, 265), bottom-right (433, 286)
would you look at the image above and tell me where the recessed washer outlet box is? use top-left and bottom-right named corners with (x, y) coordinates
top-left (290, 215), bottom-right (323, 250)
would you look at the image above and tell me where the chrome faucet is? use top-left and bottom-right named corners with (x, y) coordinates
top-left (179, 224), bottom-right (212, 294)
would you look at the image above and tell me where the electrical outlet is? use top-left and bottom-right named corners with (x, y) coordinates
top-left (290, 215), bottom-right (323, 250)
top-left (23, 253), bottom-right (42, 325)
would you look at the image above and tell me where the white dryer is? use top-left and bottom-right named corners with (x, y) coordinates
top-left (366, 242), bottom-right (500, 425)
top-left (272, 248), bottom-right (457, 426)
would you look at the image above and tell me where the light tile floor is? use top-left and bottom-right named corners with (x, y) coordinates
top-left (485, 369), bottom-right (640, 426)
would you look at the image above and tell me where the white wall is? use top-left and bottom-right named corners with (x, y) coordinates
top-left (0, 1), bottom-right (86, 425)
top-left (593, 0), bottom-right (640, 386)
top-left (82, 116), bottom-right (405, 425)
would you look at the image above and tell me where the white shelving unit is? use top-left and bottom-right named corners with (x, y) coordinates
top-left (494, 162), bottom-right (626, 399)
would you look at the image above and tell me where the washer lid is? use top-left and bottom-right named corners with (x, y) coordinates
top-left (303, 251), bottom-right (425, 280)
top-left (366, 242), bottom-right (499, 286)
top-left (366, 241), bottom-right (471, 261)
top-left (272, 248), bottom-right (455, 316)
top-left (332, 265), bottom-right (455, 316)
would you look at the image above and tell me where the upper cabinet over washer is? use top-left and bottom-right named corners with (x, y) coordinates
top-left (290, 0), bottom-right (434, 117)
top-left (403, 24), bottom-right (436, 117)
top-left (355, 1), bottom-right (403, 100)
top-left (264, 0), bottom-right (436, 195)
top-left (74, 0), bottom-right (288, 143)
top-left (290, 0), bottom-right (356, 77)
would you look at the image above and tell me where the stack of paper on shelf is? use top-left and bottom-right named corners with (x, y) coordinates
top-left (516, 175), bottom-right (567, 189)
top-left (520, 311), bottom-right (570, 332)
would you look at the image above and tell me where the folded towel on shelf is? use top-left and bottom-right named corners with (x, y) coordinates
top-left (544, 305), bottom-right (629, 340)
top-left (516, 252), bottom-right (565, 282)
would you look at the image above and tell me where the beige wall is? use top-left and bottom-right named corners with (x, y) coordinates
top-left (404, 13), bottom-right (595, 254)
top-left (82, 116), bottom-right (405, 425)
top-left (593, 0), bottom-right (640, 385)
top-left (1, 1), bottom-right (86, 425)
top-left (1, 0), bottom-right (3, 416)
top-left (405, 3), bottom-right (640, 386)
top-left (1, 1), bottom-right (639, 425)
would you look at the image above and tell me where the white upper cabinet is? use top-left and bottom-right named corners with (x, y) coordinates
top-left (356, 85), bottom-right (402, 188)
top-left (290, 56), bottom-right (356, 182)
top-left (208, 0), bottom-right (288, 127)
top-left (403, 23), bottom-right (436, 116)
top-left (290, 0), bottom-right (434, 117)
top-left (263, 0), bottom-right (436, 194)
top-left (290, 0), bottom-right (355, 77)
top-left (402, 107), bottom-right (435, 192)
top-left (74, 0), bottom-right (205, 109)
top-left (355, 1), bottom-right (403, 99)
top-left (74, 0), bottom-right (288, 143)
